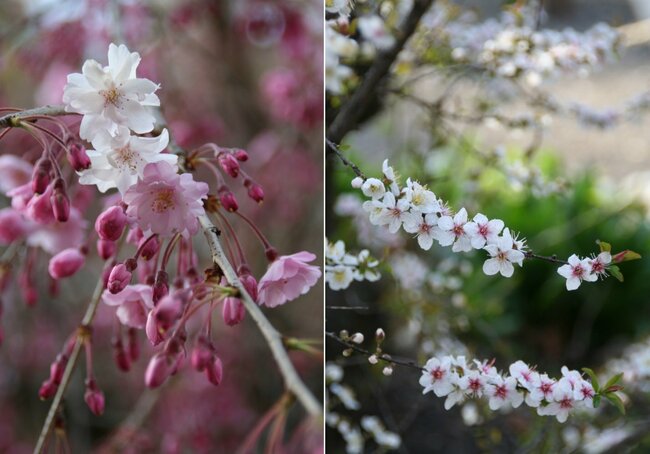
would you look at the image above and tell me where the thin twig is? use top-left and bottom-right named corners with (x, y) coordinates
top-left (0, 105), bottom-right (70, 129)
top-left (326, 331), bottom-right (425, 372)
top-left (524, 251), bottom-right (569, 265)
top-left (325, 139), bottom-right (365, 179)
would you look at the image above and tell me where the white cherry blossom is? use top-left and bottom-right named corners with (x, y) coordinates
top-left (482, 228), bottom-right (525, 278)
top-left (420, 357), bottom-right (455, 397)
top-left (437, 207), bottom-right (472, 252)
top-left (557, 254), bottom-right (597, 290)
top-left (63, 43), bottom-right (161, 140)
top-left (361, 178), bottom-right (385, 199)
top-left (486, 375), bottom-right (524, 410)
top-left (402, 212), bottom-right (439, 250)
top-left (78, 126), bottom-right (174, 194)
top-left (375, 192), bottom-right (409, 233)
top-left (463, 213), bottom-right (504, 249)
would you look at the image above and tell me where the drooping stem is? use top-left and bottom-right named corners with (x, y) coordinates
top-left (199, 215), bottom-right (322, 417)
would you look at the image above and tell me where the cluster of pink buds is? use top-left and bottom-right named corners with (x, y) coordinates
top-left (186, 143), bottom-right (264, 212)
top-left (30, 154), bottom-right (70, 223)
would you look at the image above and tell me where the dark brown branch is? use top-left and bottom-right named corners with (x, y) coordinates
top-left (326, 0), bottom-right (435, 143)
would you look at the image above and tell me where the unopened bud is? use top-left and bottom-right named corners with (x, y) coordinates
top-left (190, 336), bottom-right (214, 372)
top-left (218, 153), bottom-right (240, 178)
top-left (382, 366), bottom-right (393, 376)
top-left (32, 157), bottom-right (52, 194)
top-left (144, 353), bottom-right (173, 388)
top-left (48, 248), bottom-right (85, 279)
top-left (247, 182), bottom-right (264, 203)
top-left (205, 356), bottom-right (223, 386)
top-left (97, 239), bottom-right (117, 260)
top-left (107, 263), bottom-right (132, 294)
top-left (50, 178), bottom-right (70, 222)
top-left (233, 149), bottom-right (249, 161)
top-left (153, 270), bottom-right (169, 303)
top-left (351, 176), bottom-right (364, 188)
top-left (368, 354), bottom-right (378, 365)
top-left (218, 186), bottom-right (238, 212)
top-left (349, 333), bottom-right (364, 344)
top-left (67, 143), bottom-right (91, 171)
top-left (95, 206), bottom-right (127, 241)
top-left (222, 296), bottom-right (245, 326)
top-left (84, 379), bottom-right (105, 415)
top-left (238, 272), bottom-right (259, 301)
top-left (375, 328), bottom-right (385, 343)
top-left (112, 337), bottom-right (130, 372)
top-left (139, 235), bottom-right (160, 261)
top-left (39, 379), bottom-right (58, 400)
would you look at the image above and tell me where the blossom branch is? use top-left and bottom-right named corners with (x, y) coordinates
top-left (326, 0), bottom-right (435, 143)
top-left (0, 104), bottom-right (69, 128)
top-left (199, 215), bottom-right (322, 417)
top-left (34, 262), bottom-right (111, 454)
top-left (326, 331), bottom-right (424, 371)
top-left (326, 139), bottom-right (365, 179)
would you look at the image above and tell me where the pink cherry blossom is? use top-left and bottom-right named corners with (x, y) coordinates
top-left (557, 254), bottom-right (597, 290)
top-left (48, 248), bottom-right (85, 279)
top-left (123, 162), bottom-right (209, 237)
top-left (102, 284), bottom-right (154, 329)
top-left (257, 251), bottom-right (321, 308)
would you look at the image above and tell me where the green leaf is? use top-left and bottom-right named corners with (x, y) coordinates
top-left (604, 372), bottom-right (624, 390)
top-left (582, 367), bottom-right (600, 392)
top-left (612, 250), bottom-right (642, 263)
top-left (593, 395), bottom-right (601, 408)
top-left (604, 393), bottom-right (626, 415)
top-left (608, 265), bottom-right (624, 282)
top-left (596, 240), bottom-right (612, 253)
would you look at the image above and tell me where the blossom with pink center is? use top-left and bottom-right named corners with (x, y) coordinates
top-left (573, 378), bottom-right (595, 407)
top-left (537, 377), bottom-right (575, 422)
top-left (102, 284), bottom-right (154, 329)
top-left (463, 213), bottom-right (504, 249)
top-left (257, 251), bottom-right (321, 308)
top-left (557, 254), bottom-right (597, 290)
top-left (458, 370), bottom-right (487, 398)
top-left (436, 208), bottom-right (472, 252)
top-left (123, 162), bottom-right (209, 237)
top-left (482, 228), bottom-right (525, 278)
top-left (526, 373), bottom-right (556, 407)
top-left (419, 357), bottom-right (456, 397)
top-left (375, 192), bottom-right (410, 234)
top-left (402, 212), bottom-right (439, 250)
top-left (588, 251), bottom-right (611, 276)
top-left (486, 376), bottom-right (523, 410)
top-left (509, 360), bottom-right (538, 392)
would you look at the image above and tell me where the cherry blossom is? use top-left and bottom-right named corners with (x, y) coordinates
top-left (557, 254), bottom-right (598, 291)
top-left (482, 228), bottom-right (525, 278)
top-left (402, 212), bottom-right (439, 250)
top-left (437, 208), bottom-right (472, 252)
top-left (122, 162), bottom-right (208, 237)
top-left (102, 284), bottom-right (154, 329)
top-left (257, 251), bottom-right (321, 307)
top-left (78, 126), bottom-right (174, 194)
top-left (62, 43), bottom-right (160, 140)
top-left (464, 213), bottom-right (504, 249)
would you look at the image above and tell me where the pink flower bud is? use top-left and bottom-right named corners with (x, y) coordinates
top-left (48, 248), bottom-right (85, 279)
top-left (84, 379), bottom-right (105, 416)
top-left (139, 235), bottom-right (160, 261)
top-left (97, 239), bottom-right (117, 260)
top-left (101, 261), bottom-right (115, 288)
top-left (153, 270), bottom-right (169, 303)
top-left (67, 143), bottom-right (91, 171)
top-left (107, 263), bottom-right (132, 294)
top-left (190, 336), bottom-right (214, 372)
top-left (218, 187), bottom-right (238, 212)
top-left (26, 184), bottom-right (54, 224)
top-left (222, 296), bottom-right (245, 326)
top-left (218, 153), bottom-right (240, 178)
top-left (154, 294), bottom-right (183, 333)
top-left (39, 379), bottom-right (58, 400)
top-left (145, 353), bottom-right (173, 388)
top-left (95, 206), bottom-right (127, 241)
top-left (239, 272), bottom-right (259, 301)
top-left (49, 353), bottom-right (68, 384)
top-left (233, 149), bottom-right (249, 161)
top-left (128, 328), bottom-right (139, 361)
top-left (112, 338), bottom-right (130, 372)
top-left (50, 178), bottom-right (70, 222)
top-left (205, 356), bottom-right (223, 386)
top-left (247, 182), bottom-right (264, 203)
top-left (31, 158), bottom-right (52, 194)
top-left (146, 311), bottom-right (165, 346)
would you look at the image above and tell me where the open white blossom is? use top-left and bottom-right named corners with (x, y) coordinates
top-left (482, 228), bottom-right (525, 278)
top-left (557, 254), bottom-right (598, 291)
top-left (326, 239), bottom-right (381, 290)
top-left (63, 43), bottom-right (161, 140)
top-left (357, 15), bottom-right (395, 51)
top-left (78, 126), bottom-right (174, 194)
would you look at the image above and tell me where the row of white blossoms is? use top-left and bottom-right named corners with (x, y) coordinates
top-left (325, 239), bottom-right (381, 290)
top-left (420, 356), bottom-right (596, 423)
top-left (352, 159), bottom-right (612, 291)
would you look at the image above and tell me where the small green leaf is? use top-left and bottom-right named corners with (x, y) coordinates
top-left (604, 393), bottom-right (626, 415)
top-left (582, 367), bottom-right (600, 392)
top-left (593, 395), bottom-right (601, 408)
top-left (596, 240), bottom-right (612, 253)
top-left (612, 250), bottom-right (642, 263)
top-left (604, 372), bottom-right (624, 390)
top-left (608, 265), bottom-right (624, 282)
